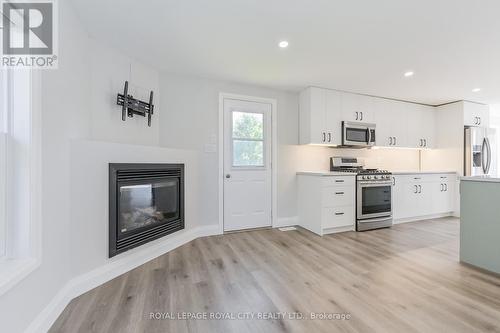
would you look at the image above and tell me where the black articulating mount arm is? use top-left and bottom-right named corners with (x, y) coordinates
top-left (116, 81), bottom-right (154, 127)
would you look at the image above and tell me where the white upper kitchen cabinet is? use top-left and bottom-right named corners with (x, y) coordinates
top-left (299, 87), bottom-right (341, 145)
top-left (325, 89), bottom-right (342, 145)
top-left (463, 101), bottom-right (490, 127)
top-left (406, 104), bottom-right (436, 149)
top-left (374, 98), bottom-right (408, 147)
top-left (420, 105), bottom-right (436, 148)
top-left (341, 92), bottom-right (375, 123)
top-left (299, 87), bottom-right (328, 145)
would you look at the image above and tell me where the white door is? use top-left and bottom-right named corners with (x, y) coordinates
top-left (223, 98), bottom-right (272, 232)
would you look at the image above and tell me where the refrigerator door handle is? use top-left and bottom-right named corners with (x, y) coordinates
top-left (481, 138), bottom-right (486, 174)
top-left (485, 137), bottom-right (492, 174)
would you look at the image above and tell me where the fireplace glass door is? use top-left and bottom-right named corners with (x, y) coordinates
top-left (118, 179), bottom-right (180, 236)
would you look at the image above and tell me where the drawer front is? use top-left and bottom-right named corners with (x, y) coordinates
top-left (321, 176), bottom-right (355, 187)
top-left (322, 186), bottom-right (354, 207)
top-left (400, 173), bottom-right (457, 183)
top-left (427, 173), bottom-right (457, 183)
top-left (406, 174), bottom-right (432, 183)
top-left (322, 206), bottom-right (355, 229)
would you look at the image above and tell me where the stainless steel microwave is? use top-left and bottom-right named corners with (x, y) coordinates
top-left (342, 121), bottom-right (376, 147)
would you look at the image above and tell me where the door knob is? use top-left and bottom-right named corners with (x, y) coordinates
top-left (225, 174), bottom-right (231, 179)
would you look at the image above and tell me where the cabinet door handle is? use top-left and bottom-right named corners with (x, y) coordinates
top-left (335, 192), bottom-right (345, 195)
top-left (394, 137), bottom-right (397, 145)
top-left (414, 185), bottom-right (418, 193)
top-left (328, 132), bottom-right (331, 142)
top-left (424, 139), bottom-right (427, 147)
top-left (335, 212), bottom-right (345, 216)
top-left (360, 112), bottom-right (363, 121)
top-left (440, 183), bottom-right (443, 192)
top-left (445, 184), bottom-right (448, 191)
top-left (322, 132), bottom-right (326, 142)
top-left (389, 137), bottom-right (393, 145)
top-left (392, 177), bottom-right (396, 186)
top-left (413, 177), bottom-right (421, 180)
top-left (335, 180), bottom-right (344, 183)
top-left (418, 185), bottom-right (422, 193)
top-left (478, 117), bottom-right (481, 125)
top-left (419, 139), bottom-right (423, 147)
top-left (355, 112), bottom-right (359, 120)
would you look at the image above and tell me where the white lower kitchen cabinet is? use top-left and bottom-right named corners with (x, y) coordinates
top-left (392, 173), bottom-right (457, 222)
top-left (297, 173), bottom-right (356, 235)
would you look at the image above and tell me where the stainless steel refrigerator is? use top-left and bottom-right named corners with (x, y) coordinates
top-left (464, 127), bottom-right (496, 176)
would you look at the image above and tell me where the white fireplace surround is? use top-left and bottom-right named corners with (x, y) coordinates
top-left (25, 140), bottom-right (220, 332)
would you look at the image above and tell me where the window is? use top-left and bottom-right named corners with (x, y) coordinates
top-left (231, 111), bottom-right (265, 167)
top-left (0, 68), bottom-right (41, 295)
top-left (0, 71), bottom-right (7, 258)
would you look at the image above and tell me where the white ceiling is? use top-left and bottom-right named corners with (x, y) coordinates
top-left (70, 0), bottom-right (500, 105)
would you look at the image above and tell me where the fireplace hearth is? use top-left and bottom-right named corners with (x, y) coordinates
top-left (109, 163), bottom-right (184, 257)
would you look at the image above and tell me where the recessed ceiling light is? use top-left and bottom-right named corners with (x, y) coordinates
top-left (279, 40), bottom-right (289, 48)
top-left (472, 88), bottom-right (481, 92)
top-left (404, 71), bottom-right (414, 77)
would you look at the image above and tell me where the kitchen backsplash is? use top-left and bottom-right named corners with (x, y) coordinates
top-left (294, 145), bottom-right (421, 172)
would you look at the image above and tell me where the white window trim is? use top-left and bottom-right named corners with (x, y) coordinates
top-left (0, 69), bottom-right (42, 296)
top-left (0, 132), bottom-right (5, 257)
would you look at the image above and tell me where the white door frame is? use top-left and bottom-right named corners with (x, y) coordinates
top-left (218, 93), bottom-right (277, 234)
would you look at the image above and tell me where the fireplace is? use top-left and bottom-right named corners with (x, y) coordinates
top-left (109, 163), bottom-right (184, 257)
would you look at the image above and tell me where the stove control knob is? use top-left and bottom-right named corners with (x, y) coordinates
top-left (367, 176), bottom-right (372, 179)
top-left (374, 176), bottom-right (378, 179)
top-left (362, 176), bottom-right (366, 180)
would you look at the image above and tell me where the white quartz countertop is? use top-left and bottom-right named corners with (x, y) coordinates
top-left (461, 176), bottom-right (500, 183)
top-left (391, 171), bottom-right (457, 175)
top-left (296, 171), bottom-right (355, 176)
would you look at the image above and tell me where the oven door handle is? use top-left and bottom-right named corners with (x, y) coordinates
top-left (358, 181), bottom-right (393, 186)
top-left (358, 216), bottom-right (393, 224)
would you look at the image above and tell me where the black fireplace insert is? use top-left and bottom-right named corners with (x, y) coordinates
top-left (109, 163), bottom-right (184, 257)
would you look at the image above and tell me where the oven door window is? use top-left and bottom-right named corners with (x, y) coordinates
top-left (346, 128), bottom-right (368, 143)
top-left (362, 185), bottom-right (391, 215)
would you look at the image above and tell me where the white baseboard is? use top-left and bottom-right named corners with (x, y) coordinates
top-left (25, 225), bottom-right (220, 333)
top-left (274, 216), bottom-right (298, 228)
top-left (393, 212), bottom-right (454, 224)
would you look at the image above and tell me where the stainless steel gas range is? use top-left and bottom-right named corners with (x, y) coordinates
top-left (330, 157), bottom-right (393, 231)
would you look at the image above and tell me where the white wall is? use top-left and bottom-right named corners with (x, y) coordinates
top-left (89, 39), bottom-right (160, 146)
top-left (489, 104), bottom-right (500, 175)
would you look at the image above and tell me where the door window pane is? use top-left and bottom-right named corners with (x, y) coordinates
top-left (233, 140), bottom-right (264, 167)
top-left (232, 112), bottom-right (263, 139)
top-left (232, 111), bottom-right (265, 167)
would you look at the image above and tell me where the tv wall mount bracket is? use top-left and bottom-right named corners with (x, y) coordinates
top-left (116, 81), bottom-right (154, 127)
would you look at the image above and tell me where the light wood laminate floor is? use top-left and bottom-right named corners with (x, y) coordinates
top-left (51, 218), bottom-right (500, 333)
